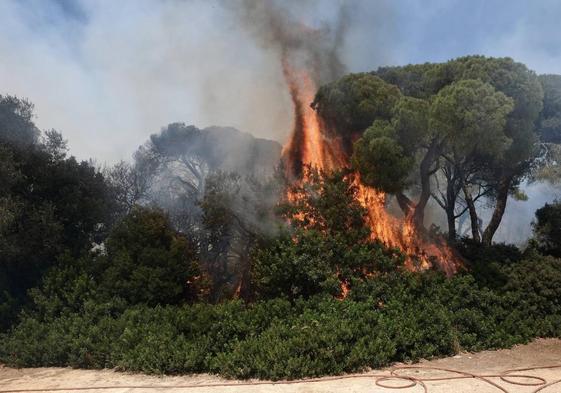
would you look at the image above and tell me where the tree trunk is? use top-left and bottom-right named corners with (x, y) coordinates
top-left (482, 175), bottom-right (512, 246)
top-left (396, 192), bottom-right (414, 217)
top-left (462, 184), bottom-right (481, 243)
top-left (446, 208), bottom-right (456, 241)
top-left (444, 185), bottom-right (458, 241)
top-left (413, 141), bottom-right (438, 230)
top-left (445, 165), bottom-right (460, 241)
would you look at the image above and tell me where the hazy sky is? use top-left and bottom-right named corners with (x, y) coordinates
top-left (1, 0), bottom-right (561, 163)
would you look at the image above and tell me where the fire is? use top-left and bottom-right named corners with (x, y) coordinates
top-left (337, 276), bottom-right (351, 300)
top-left (353, 176), bottom-right (456, 275)
top-left (281, 58), bottom-right (346, 180)
top-left (280, 62), bottom-right (459, 296)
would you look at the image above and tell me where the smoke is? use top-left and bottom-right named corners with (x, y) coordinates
top-left (492, 181), bottom-right (561, 245)
top-left (3, 0), bottom-right (561, 167)
top-left (230, 0), bottom-right (350, 85)
top-left (0, 0), bottom-right (397, 164)
top-left (229, 0), bottom-right (364, 179)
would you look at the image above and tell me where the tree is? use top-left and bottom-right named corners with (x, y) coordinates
top-left (458, 57), bottom-right (543, 245)
top-left (103, 160), bottom-right (148, 221)
top-left (537, 74), bottom-right (561, 144)
top-left (99, 207), bottom-right (202, 305)
top-left (429, 79), bottom-right (514, 240)
top-left (533, 143), bottom-right (561, 184)
top-left (134, 123), bottom-right (282, 233)
top-left (135, 124), bottom-right (214, 231)
top-left (531, 75), bottom-right (561, 184)
top-left (320, 56), bottom-right (544, 244)
top-left (0, 97), bottom-right (111, 327)
top-left (0, 95), bottom-right (39, 147)
top-left (312, 73), bottom-right (401, 152)
top-left (41, 129), bottom-right (68, 161)
top-left (199, 171), bottom-right (282, 301)
top-left (533, 201), bottom-right (561, 258)
top-left (352, 95), bottom-right (434, 228)
top-left (0, 147), bottom-right (110, 317)
top-left (352, 119), bottom-right (414, 195)
top-left (373, 57), bottom-right (544, 245)
top-left (375, 61), bottom-right (457, 99)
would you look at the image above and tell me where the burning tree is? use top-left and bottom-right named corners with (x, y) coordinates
top-left (280, 66), bottom-right (459, 273)
top-left (353, 79), bottom-right (514, 240)
top-left (310, 56), bottom-right (544, 248)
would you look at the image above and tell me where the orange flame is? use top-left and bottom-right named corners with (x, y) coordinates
top-left (281, 62), bottom-right (459, 297)
top-left (337, 275), bottom-right (351, 300)
top-left (281, 58), bottom-right (346, 180)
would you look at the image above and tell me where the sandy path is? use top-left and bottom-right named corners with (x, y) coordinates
top-left (1, 338), bottom-right (561, 393)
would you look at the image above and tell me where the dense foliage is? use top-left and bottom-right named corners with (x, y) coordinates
top-left (0, 96), bottom-right (111, 329)
top-left (316, 56), bottom-right (549, 245)
top-left (1, 254), bottom-right (560, 379)
top-left (252, 169), bottom-right (403, 300)
top-left (538, 74), bottom-right (561, 144)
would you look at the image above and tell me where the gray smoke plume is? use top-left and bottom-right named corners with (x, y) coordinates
top-left (230, 0), bottom-right (351, 85)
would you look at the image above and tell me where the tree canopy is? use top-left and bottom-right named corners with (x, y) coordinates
top-left (314, 56), bottom-right (548, 245)
top-left (0, 96), bottom-right (111, 327)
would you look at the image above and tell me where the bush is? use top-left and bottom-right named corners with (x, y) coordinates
top-left (252, 169), bottom-right (403, 301)
top-left (2, 254), bottom-right (561, 380)
top-left (251, 231), bottom-right (344, 299)
top-left (457, 238), bottom-right (523, 288)
top-left (100, 207), bottom-right (201, 305)
top-left (24, 207), bottom-right (205, 323)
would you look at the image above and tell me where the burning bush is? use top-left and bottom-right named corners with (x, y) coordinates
top-left (251, 169), bottom-right (403, 300)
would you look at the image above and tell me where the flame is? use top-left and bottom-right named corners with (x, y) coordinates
top-left (280, 62), bottom-right (459, 298)
top-left (233, 280), bottom-right (242, 299)
top-left (353, 176), bottom-right (456, 275)
top-left (281, 58), bottom-right (346, 180)
top-left (337, 276), bottom-right (351, 300)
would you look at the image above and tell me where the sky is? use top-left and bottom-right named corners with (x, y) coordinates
top-left (0, 0), bottom-right (561, 164)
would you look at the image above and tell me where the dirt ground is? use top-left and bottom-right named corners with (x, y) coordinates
top-left (1, 338), bottom-right (561, 393)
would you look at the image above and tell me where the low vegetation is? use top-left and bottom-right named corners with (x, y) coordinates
top-left (1, 252), bottom-right (560, 379)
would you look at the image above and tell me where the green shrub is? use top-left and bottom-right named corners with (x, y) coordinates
top-left (458, 238), bottom-right (522, 288)
top-left (100, 207), bottom-right (201, 305)
top-left (2, 254), bottom-right (561, 380)
top-left (22, 207), bottom-right (204, 326)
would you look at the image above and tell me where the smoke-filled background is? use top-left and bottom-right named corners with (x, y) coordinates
top-left (0, 0), bottom-right (560, 243)
top-left (3, 0), bottom-right (561, 163)
top-left (0, 0), bottom-right (394, 163)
